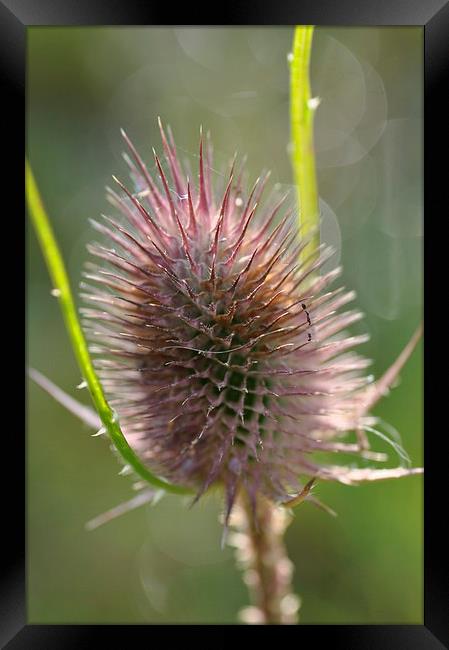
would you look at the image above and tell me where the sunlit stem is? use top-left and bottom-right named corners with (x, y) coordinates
top-left (26, 159), bottom-right (191, 495)
top-left (230, 492), bottom-right (300, 624)
top-left (290, 25), bottom-right (320, 263)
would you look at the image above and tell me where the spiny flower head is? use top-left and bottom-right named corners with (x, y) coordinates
top-left (81, 121), bottom-right (421, 522)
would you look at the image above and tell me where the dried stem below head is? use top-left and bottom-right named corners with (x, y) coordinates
top-left (228, 492), bottom-right (300, 624)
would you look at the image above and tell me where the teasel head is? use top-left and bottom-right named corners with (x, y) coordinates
top-left (81, 120), bottom-right (422, 526)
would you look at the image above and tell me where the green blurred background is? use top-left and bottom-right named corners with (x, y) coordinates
top-left (27, 27), bottom-right (423, 624)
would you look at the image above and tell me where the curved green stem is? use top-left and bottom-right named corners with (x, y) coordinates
top-left (26, 159), bottom-right (191, 495)
top-left (290, 25), bottom-right (320, 262)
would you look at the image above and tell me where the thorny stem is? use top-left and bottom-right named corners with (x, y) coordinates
top-left (226, 24), bottom-right (319, 627)
top-left (228, 492), bottom-right (300, 624)
top-left (290, 25), bottom-right (320, 263)
top-left (226, 24), bottom-right (320, 627)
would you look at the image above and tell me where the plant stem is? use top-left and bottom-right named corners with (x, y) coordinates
top-left (229, 493), bottom-right (300, 624)
top-left (26, 159), bottom-right (191, 495)
top-left (290, 25), bottom-right (320, 262)
top-left (228, 26), bottom-right (321, 624)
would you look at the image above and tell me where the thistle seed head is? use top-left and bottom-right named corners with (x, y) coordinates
top-left (81, 122), bottom-right (418, 522)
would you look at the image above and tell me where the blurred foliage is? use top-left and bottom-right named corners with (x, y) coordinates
top-left (27, 27), bottom-right (423, 623)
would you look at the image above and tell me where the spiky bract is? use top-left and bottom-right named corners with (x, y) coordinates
top-left (81, 123), bottom-right (412, 521)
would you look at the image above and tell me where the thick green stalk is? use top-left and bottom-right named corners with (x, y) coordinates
top-left (26, 159), bottom-right (191, 495)
top-left (290, 25), bottom-right (320, 262)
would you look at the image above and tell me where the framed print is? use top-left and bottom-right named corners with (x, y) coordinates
top-left (4, 0), bottom-right (447, 646)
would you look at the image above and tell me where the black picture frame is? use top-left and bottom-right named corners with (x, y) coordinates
top-left (7, 0), bottom-right (448, 646)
